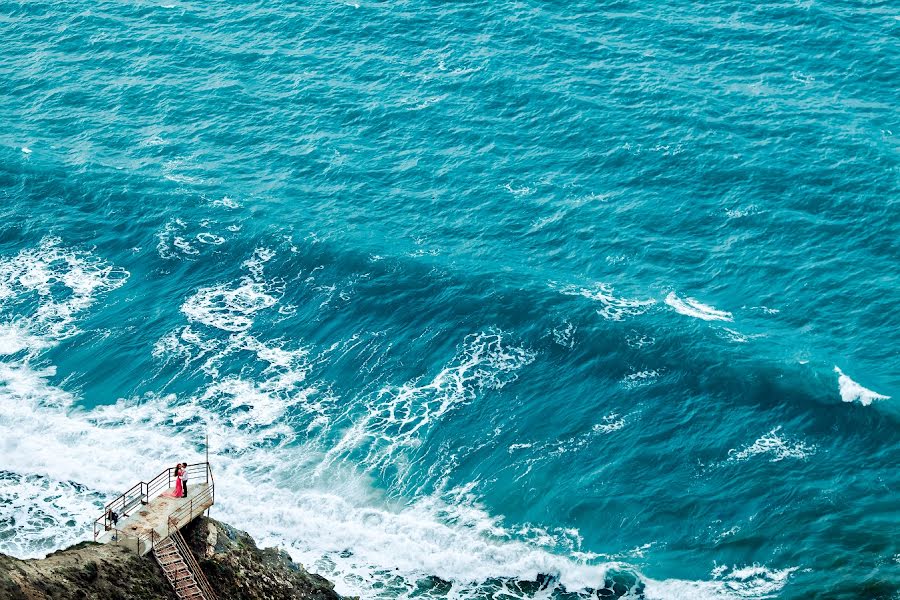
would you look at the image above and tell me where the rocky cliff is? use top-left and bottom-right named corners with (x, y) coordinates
top-left (0, 517), bottom-right (347, 600)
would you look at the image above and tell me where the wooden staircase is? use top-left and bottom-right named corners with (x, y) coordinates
top-left (153, 530), bottom-right (217, 600)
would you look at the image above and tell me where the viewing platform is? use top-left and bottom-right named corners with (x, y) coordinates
top-left (94, 462), bottom-right (215, 556)
top-left (94, 462), bottom-right (218, 599)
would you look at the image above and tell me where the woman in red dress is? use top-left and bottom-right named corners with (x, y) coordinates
top-left (172, 464), bottom-right (184, 498)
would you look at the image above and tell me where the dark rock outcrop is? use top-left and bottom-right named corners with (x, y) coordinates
top-left (182, 517), bottom-right (346, 600)
top-left (0, 541), bottom-right (176, 600)
top-left (0, 518), bottom-right (347, 600)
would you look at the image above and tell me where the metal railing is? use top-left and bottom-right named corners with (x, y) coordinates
top-left (166, 480), bottom-right (215, 537)
top-left (93, 462), bottom-right (214, 553)
top-left (101, 527), bottom-right (160, 556)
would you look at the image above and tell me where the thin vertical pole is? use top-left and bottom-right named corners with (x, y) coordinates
top-left (205, 422), bottom-right (211, 520)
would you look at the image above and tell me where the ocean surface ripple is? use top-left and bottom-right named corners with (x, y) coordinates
top-left (1, 1), bottom-right (898, 598)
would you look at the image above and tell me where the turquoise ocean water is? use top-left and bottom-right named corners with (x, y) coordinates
top-left (1, 1), bottom-right (898, 598)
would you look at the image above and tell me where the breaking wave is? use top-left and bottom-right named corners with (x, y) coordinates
top-left (834, 366), bottom-right (890, 406)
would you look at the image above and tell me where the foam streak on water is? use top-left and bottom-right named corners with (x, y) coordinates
top-left (664, 293), bottom-right (733, 323)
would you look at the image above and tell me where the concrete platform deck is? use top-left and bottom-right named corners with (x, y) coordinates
top-left (97, 480), bottom-right (213, 555)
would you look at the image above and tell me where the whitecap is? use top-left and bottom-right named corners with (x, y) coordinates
top-left (242, 247), bottom-right (275, 281)
top-left (626, 331), bottom-right (655, 348)
top-left (728, 427), bottom-right (815, 462)
top-left (504, 182), bottom-right (535, 196)
top-left (750, 306), bottom-right (779, 315)
top-left (665, 292), bottom-right (733, 322)
top-left (725, 205), bottom-right (759, 219)
top-left (555, 283), bottom-right (655, 321)
top-left (172, 236), bottom-right (199, 255)
top-left (834, 366), bottom-right (889, 406)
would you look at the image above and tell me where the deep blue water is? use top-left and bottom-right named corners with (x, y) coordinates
top-left (1, 1), bottom-right (898, 598)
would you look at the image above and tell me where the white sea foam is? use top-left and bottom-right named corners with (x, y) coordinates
top-left (0, 335), bottom-right (798, 599)
top-left (725, 205), bottom-right (759, 219)
top-left (621, 369), bottom-right (660, 389)
top-left (182, 281), bottom-right (278, 332)
top-left (153, 324), bottom-right (323, 433)
top-left (211, 196), bottom-right (240, 209)
top-left (0, 238), bottom-right (129, 340)
top-left (0, 251), bottom-right (794, 598)
top-left (665, 292), bottom-right (733, 322)
top-left (645, 564), bottom-right (797, 599)
top-left (0, 351), bottom-right (625, 598)
top-left (592, 412), bottom-right (626, 433)
top-left (242, 247), bottom-right (276, 282)
top-left (626, 331), bottom-right (655, 348)
top-left (834, 367), bottom-right (889, 406)
top-left (551, 321), bottom-right (576, 348)
top-left (727, 427), bottom-right (815, 463)
top-left (321, 332), bottom-right (535, 476)
top-left (0, 322), bottom-right (51, 356)
top-left (555, 283), bottom-right (655, 321)
top-left (720, 328), bottom-right (750, 343)
top-left (196, 232), bottom-right (225, 245)
top-left (0, 472), bottom-right (104, 558)
top-left (157, 219), bottom-right (233, 259)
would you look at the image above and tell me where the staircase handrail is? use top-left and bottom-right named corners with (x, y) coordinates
top-left (167, 479), bottom-right (214, 537)
top-left (170, 528), bottom-right (218, 600)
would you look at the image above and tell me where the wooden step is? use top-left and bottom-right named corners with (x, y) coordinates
top-left (169, 570), bottom-right (192, 580)
top-left (153, 533), bottom-right (215, 600)
top-left (162, 565), bottom-right (188, 577)
top-left (157, 553), bottom-right (180, 561)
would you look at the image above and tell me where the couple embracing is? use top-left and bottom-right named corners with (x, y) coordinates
top-left (172, 462), bottom-right (189, 498)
